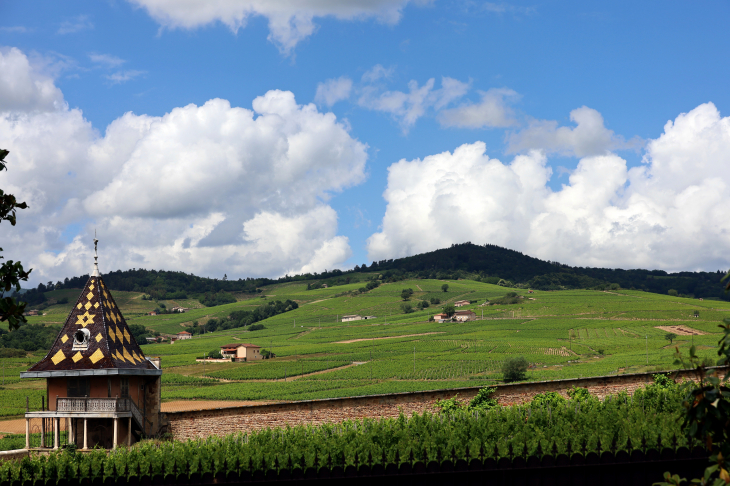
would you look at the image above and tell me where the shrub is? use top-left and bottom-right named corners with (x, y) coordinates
top-left (401, 303), bottom-right (414, 314)
top-left (531, 391), bottom-right (565, 408)
top-left (468, 387), bottom-right (498, 411)
top-left (567, 386), bottom-right (592, 402)
top-left (430, 297), bottom-right (441, 305)
top-left (668, 289), bottom-right (678, 297)
top-left (208, 350), bottom-right (223, 359)
top-left (434, 395), bottom-right (464, 413)
top-left (441, 284), bottom-right (449, 292)
top-left (502, 356), bottom-right (528, 383)
top-left (249, 324), bottom-right (265, 331)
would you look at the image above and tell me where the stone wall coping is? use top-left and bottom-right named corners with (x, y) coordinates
top-left (164, 366), bottom-right (726, 418)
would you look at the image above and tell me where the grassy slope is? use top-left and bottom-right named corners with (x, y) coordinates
top-left (3, 279), bottom-right (728, 411)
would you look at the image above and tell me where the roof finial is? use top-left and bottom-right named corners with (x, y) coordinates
top-left (92, 230), bottom-right (100, 277)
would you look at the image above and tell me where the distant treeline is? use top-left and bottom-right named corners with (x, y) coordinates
top-left (20, 242), bottom-right (730, 303)
top-left (186, 299), bottom-right (299, 334)
top-left (38, 269), bottom-right (273, 300)
top-left (0, 324), bottom-right (60, 351)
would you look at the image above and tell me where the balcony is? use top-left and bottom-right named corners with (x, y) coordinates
top-left (24, 397), bottom-right (145, 450)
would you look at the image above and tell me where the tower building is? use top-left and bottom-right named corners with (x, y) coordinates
top-left (20, 238), bottom-right (162, 449)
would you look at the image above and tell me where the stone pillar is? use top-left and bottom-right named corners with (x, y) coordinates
top-left (25, 418), bottom-right (29, 449)
top-left (113, 417), bottom-right (118, 449)
top-left (127, 417), bottom-right (132, 447)
top-left (53, 418), bottom-right (59, 449)
top-left (83, 418), bottom-right (88, 450)
top-left (68, 418), bottom-right (74, 444)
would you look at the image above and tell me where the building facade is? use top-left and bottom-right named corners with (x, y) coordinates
top-left (20, 240), bottom-right (162, 450)
top-left (220, 343), bottom-right (262, 362)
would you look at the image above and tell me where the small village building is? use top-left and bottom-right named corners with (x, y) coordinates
top-left (20, 239), bottom-right (162, 451)
top-left (176, 331), bottom-right (192, 340)
top-left (145, 337), bottom-right (158, 343)
top-left (170, 306), bottom-right (189, 313)
top-left (220, 343), bottom-right (262, 362)
top-left (26, 309), bottom-right (40, 316)
top-left (454, 300), bottom-right (470, 307)
top-left (454, 310), bottom-right (477, 322)
top-left (433, 313), bottom-right (449, 322)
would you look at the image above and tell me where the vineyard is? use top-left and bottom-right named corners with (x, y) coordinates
top-left (2, 278), bottom-right (729, 409)
top-left (0, 380), bottom-right (697, 483)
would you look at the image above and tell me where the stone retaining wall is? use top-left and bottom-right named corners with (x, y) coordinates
top-left (165, 368), bottom-right (718, 441)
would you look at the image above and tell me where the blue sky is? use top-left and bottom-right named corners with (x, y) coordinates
top-left (1, 0), bottom-right (730, 284)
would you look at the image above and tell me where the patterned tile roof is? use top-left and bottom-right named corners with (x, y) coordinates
top-left (27, 275), bottom-right (152, 372)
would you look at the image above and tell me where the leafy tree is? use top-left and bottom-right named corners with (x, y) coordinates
top-left (502, 356), bottom-right (528, 382)
top-left (668, 289), bottom-right (678, 297)
top-left (0, 149), bottom-right (31, 330)
top-left (416, 300), bottom-right (430, 310)
top-left (401, 303), bottom-right (414, 314)
top-left (443, 303), bottom-right (456, 317)
top-left (441, 284), bottom-right (449, 292)
top-left (401, 288), bottom-right (413, 301)
top-left (664, 332), bottom-right (678, 345)
top-left (429, 297), bottom-right (440, 305)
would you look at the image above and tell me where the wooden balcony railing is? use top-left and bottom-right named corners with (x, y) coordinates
top-left (55, 397), bottom-right (144, 427)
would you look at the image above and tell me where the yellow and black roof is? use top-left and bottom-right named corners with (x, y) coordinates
top-left (26, 275), bottom-right (154, 373)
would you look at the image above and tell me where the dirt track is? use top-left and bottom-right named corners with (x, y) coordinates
top-left (334, 332), bottom-right (444, 344)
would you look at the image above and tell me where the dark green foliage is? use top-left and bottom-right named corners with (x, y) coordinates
top-left (567, 386), bottom-right (592, 402)
top-left (401, 303), bottom-right (414, 314)
top-left (468, 387), bottom-right (498, 411)
top-left (0, 324), bottom-right (59, 351)
top-left (208, 350), bottom-right (223, 359)
top-left (43, 241), bottom-right (730, 302)
top-left (0, 347), bottom-right (26, 358)
top-left (196, 299), bottom-right (299, 334)
top-left (365, 280), bottom-right (380, 291)
top-left (441, 284), bottom-right (449, 292)
top-left (531, 391), bottom-right (566, 408)
top-left (416, 300), bottom-right (430, 310)
top-left (200, 291), bottom-right (237, 307)
top-left (248, 324), bottom-right (265, 331)
top-left (668, 289), bottom-right (678, 297)
top-left (400, 288), bottom-right (414, 301)
top-left (502, 356), bottom-right (528, 383)
top-left (0, 148), bottom-right (32, 330)
top-left (490, 292), bottom-right (522, 305)
top-left (127, 324), bottom-right (150, 343)
top-left (0, 382), bottom-right (690, 477)
top-left (664, 332), bottom-right (677, 344)
top-left (429, 297), bottom-right (440, 305)
top-left (442, 303), bottom-right (455, 317)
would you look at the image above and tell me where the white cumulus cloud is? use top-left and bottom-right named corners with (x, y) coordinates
top-left (126, 0), bottom-right (421, 55)
top-left (315, 76), bottom-right (352, 107)
top-left (507, 106), bottom-right (643, 157)
top-left (358, 76), bottom-right (470, 133)
top-left (0, 48), bottom-right (65, 113)
top-left (438, 88), bottom-right (519, 129)
top-left (368, 103), bottom-right (730, 272)
top-left (0, 48), bottom-right (367, 284)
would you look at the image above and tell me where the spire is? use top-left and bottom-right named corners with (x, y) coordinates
top-left (92, 231), bottom-right (100, 277)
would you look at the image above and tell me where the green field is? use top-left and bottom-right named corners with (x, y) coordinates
top-left (2, 277), bottom-right (728, 411)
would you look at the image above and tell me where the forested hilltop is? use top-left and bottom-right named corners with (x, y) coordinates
top-left (29, 242), bottom-right (728, 301)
